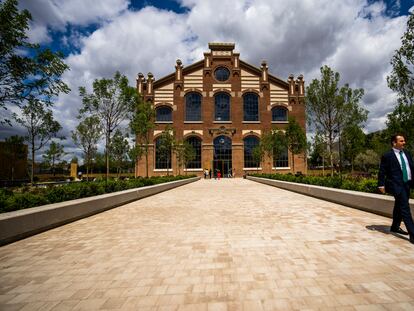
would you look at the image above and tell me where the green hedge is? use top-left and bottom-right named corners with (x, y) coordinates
top-left (249, 173), bottom-right (414, 198)
top-left (0, 175), bottom-right (194, 213)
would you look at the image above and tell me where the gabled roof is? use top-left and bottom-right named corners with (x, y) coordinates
top-left (152, 58), bottom-right (289, 89)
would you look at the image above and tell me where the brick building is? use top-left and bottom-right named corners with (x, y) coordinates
top-left (136, 43), bottom-right (306, 177)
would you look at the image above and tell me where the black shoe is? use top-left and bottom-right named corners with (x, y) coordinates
top-left (390, 227), bottom-right (409, 235)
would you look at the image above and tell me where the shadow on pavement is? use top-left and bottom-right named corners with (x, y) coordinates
top-left (366, 224), bottom-right (410, 241)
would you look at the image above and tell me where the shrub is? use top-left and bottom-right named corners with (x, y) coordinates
top-left (0, 175), bottom-right (195, 213)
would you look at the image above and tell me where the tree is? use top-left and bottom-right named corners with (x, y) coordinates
top-left (306, 65), bottom-right (365, 176)
top-left (110, 129), bottom-right (130, 177)
top-left (0, 0), bottom-right (70, 124)
top-left (341, 124), bottom-right (365, 172)
top-left (13, 99), bottom-right (62, 183)
top-left (252, 145), bottom-right (264, 173)
top-left (3, 135), bottom-right (26, 181)
top-left (156, 126), bottom-right (175, 176)
top-left (42, 141), bottom-right (65, 176)
top-left (128, 144), bottom-right (144, 177)
top-left (72, 116), bottom-right (102, 181)
top-left (386, 13), bottom-right (414, 151)
top-left (285, 117), bottom-right (307, 173)
top-left (79, 71), bottom-right (137, 181)
top-left (260, 130), bottom-right (287, 169)
top-left (130, 95), bottom-right (155, 177)
top-left (174, 140), bottom-right (195, 175)
top-left (355, 149), bottom-right (380, 172)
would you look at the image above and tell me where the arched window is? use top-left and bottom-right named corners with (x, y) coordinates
top-left (156, 106), bottom-right (172, 122)
top-left (215, 93), bottom-right (230, 121)
top-left (155, 137), bottom-right (171, 169)
top-left (272, 106), bottom-right (288, 121)
top-left (273, 146), bottom-right (289, 168)
top-left (244, 136), bottom-right (260, 168)
top-left (185, 136), bottom-right (202, 169)
top-left (243, 93), bottom-right (259, 121)
top-left (185, 92), bottom-right (201, 121)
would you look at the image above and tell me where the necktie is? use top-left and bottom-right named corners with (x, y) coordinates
top-left (400, 151), bottom-right (408, 183)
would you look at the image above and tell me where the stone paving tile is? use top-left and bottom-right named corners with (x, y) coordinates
top-left (1, 178), bottom-right (414, 310)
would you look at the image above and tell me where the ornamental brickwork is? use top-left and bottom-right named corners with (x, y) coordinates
top-left (136, 43), bottom-right (306, 177)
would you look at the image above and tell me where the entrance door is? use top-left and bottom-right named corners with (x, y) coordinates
top-left (213, 135), bottom-right (232, 177)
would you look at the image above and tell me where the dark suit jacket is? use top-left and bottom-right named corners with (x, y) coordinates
top-left (378, 149), bottom-right (414, 195)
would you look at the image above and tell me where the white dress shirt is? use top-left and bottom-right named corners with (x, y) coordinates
top-left (393, 148), bottom-right (412, 181)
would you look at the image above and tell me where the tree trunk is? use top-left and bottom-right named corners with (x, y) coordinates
top-left (106, 133), bottom-right (110, 182)
top-left (31, 142), bottom-right (35, 185)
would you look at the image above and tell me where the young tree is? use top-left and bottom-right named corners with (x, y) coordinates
top-left (79, 71), bottom-right (137, 181)
top-left (3, 135), bottom-right (26, 181)
top-left (252, 145), bottom-right (264, 173)
top-left (386, 13), bottom-right (414, 151)
top-left (0, 0), bottom-right (70, 124)
top-left (157, 126), bottom-right (175, 176)
top-left (42, 141), bottom-right (65, 176)
top-left (306, 65), bottom-right (365, 176)
top-left (285, 117), bottom-right (307, 173)
top-left (128, 144), bottom-right (144, 177)
top-left (71, 116), bottom-right (102, 181)
top-left (309, 132), bottom-right (328, 174)
top-left (110, 129), bottom-right (130, 177)
top-left (174, 140), bottom-right (195, 175)
top-left (130, 96), bottom-right (155, 177)
top-left (260, 130), bottom-right (287, 169)
top-left (342, 124), bottom-right (365, 172)
top-left (355, 149), bottom-right (380, 172)
top-left (13, 99), bottom-right (62, 184)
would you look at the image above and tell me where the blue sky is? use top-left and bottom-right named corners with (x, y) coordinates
top-left (2, 0), bottom-right (414, 162)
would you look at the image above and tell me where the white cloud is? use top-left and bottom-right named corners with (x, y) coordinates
top-left (5, 0), bottom-right (411, 160)
top-left (19, 0), bottom-right (129, 43)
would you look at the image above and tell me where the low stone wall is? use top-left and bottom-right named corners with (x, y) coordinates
top-left (0, 177), bottom-right (200, 246)
top-left (247, 176), bottom-right (414, 218)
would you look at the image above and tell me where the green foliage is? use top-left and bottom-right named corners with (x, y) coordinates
top-left (0, 175), bottom-right (195, 213)
top-left (13, 99), bottom-right (62, 183)
top-left (79, 71), bottom-right (137, 180)
top-left (386, 13), bottom-right (414, 152)
top-left (3, 135), bottom-right (26, 181)
top-left (156, 126), bottom-right (175, 175)
top-left (174, 140), bottom-right (196, 175)
top-left (130, 95), bottom-right (155, 177)
top-left (306, 65), bottom-right (366, 175)
top-left (0, 0), bottom-right (70, 123)
top-left (72, 115), bottom-right (102, 179)
top-left (42, 141), bottom-right (65, 175)
top-left (285, 117), bottom-right (307, 172)
top-left (250, 173), bottom-right (383, 196)
top-left (110, 129), bottom-right (130, 176)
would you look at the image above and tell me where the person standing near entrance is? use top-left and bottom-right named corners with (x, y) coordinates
top-left (209, 169), bottom-right (212, 179)
top-left (378, 134), bottom-right (414, 244)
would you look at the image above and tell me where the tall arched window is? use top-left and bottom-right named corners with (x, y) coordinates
top-left (155, 106), bottom-right (172, 122)
top-left (185, 92), bottom-right (202, 121)
top-left (244, 136), bottom-right (260, 168)
top-left (272, 106), bottom-right (288, 121)
top-left (214, 93), bottom-right (230, 121)
top-left (155, 137), bottom-right (171, 169)
top-left (273, 146), bottom-right (289, 168)
top-left (185, 136), bottom-right (202, 169)
top-left (243, 93), bottom-right (259, 121)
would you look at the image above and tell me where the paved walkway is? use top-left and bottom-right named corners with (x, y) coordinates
top-left (1, 179), bottom-right (414, 311)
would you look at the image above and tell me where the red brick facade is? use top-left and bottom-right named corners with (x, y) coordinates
top-left (136, 43), bottom-right (306, 177)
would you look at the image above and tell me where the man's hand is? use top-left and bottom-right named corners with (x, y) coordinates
top-left (378, 187), bottom-right (385, 194)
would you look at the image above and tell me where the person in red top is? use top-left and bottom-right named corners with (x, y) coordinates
top-left (217, 170), bottom-right (221, 180)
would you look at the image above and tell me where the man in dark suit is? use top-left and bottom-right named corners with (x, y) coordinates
top-left (378, 134), bottom-right (414, 244)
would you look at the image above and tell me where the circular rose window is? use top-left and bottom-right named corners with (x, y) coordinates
top-left (214, 67), bottom-right (230, 81)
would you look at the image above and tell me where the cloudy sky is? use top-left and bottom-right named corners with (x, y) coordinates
top-left (2, 0), bottom-right (414, 161)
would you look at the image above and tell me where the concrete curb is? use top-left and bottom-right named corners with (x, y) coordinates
top-left (0, 177), bottom-right (200, 246)
top-left (247, 176), bottom-right (414, 218)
